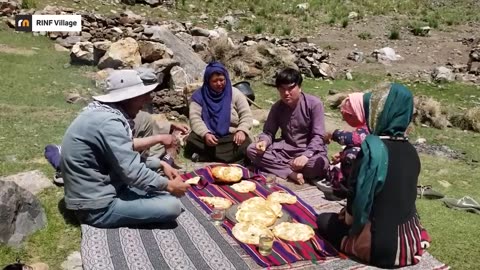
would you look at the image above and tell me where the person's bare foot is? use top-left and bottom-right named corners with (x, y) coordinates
top-left (288, 172), bottom-right (305, 185)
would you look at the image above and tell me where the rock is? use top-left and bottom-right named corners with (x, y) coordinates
top-left (372, 47), bottom-right (403, 63)
top-left (0, 180), bottom-right (47, 247)
top-left (219, 15), bottom-right (237, 27)
top-left (98, 37), bottom-right (141, 69)
top-left (313, 62), bottom-right (336, 79)
top-left (192, 36), bottom-right (209, 52)
top-left (175, 32), bottom-right (194, 47)
top-left (65, 92), bottom-right (86, 104)
top-left (190, 26), bottom-right (210, 37)
top-left (296, 3), bottom-right (309, 11)
top-left (93, 41), bottom-right (111, 65)
top-left (415, 138), bottom-right (427, 144)
top-left (144, 0), bottom-right (161, 7)
top-left (56, 36), bottom-right (82, 49)
top-left (138, 40), bottom-right (171, 63)
top-left (432, 66), bottom-right (454, 82)
top-left (61, 251), bottom-right (83, 270)
top-left (70, 41), bottom-right (94, 65)
top-left (0, 0), bottom-right (19, 16)
top-left (150, 58), bottom-right (180, 72)
top-left (348, 11), bottom-right (359, 20)
top-left (345, 71), bottom-right (353, 80)
top-left (183, 81), bottom-right (203, 101)
top-left (326, 93), bottom-right (348, 108)
top-left (0, 170), bottom-right (54, 195)
top-left (347, 51), bottom-right (364, 62)
top-left (54, 44), bottom-right (70, 52)
top-left (146, 26), bottom-right (206, 81)
top-left (170, 66), bottom-right (190, 92)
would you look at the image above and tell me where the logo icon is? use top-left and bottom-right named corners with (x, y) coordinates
top-left (15, 15), bottom-right (32, 32)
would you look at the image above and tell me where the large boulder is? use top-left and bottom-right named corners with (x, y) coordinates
top-left (138, 40), bottom-right (172, 63)
top-left (0, 181), bottom-right (47, 247)
top-left (143, 25), bottom-right (206, 81)
top-left (70, 41), bottom-right (94, 65)
top-left (98, 37), bottom-right (142, 69)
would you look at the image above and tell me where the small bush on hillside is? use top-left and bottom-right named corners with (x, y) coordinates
top-left (282, 27), bottom-right (292, 36)
top-left (328, 17), bottom-right (336, 26)
top-left (254, 24), bottom-right (264, 34)
top-left (389, 28), bottom-right (400, 40)
top-left (21, 0), bottom-right (37, 9)
top-left (358, 32), bottom-right (372, 40)
top-left (341, 18), bottom-right (349, 28)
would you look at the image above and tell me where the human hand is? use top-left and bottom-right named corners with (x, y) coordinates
top-left (256, 140), bottom-right (267, 153)
top-left (161, 161), bottom-right (180, 180)
top-left (171, 123), bottom-right (190, 135)
top-left (331, 152), bottom-right (341, 164)
top-left (159, 134), bottom-right (177, 148)
top-left (233, 130), bottom-right (246, 145)
top-left (291, 155), bottom-right (308, 171)
top-left (204, 133), bottom-right (218, 146)
top-left (323, 132), bottom-right (332, 144)
top-left (166, 177), bottom-right (190, 197)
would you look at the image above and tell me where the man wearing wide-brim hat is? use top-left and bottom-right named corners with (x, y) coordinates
top-left (60, 69), bottom-right (190, 228)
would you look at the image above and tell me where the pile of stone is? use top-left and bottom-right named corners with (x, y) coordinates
top-left (121, 0), bottom-right (175, 7)
top-left (2, 4), bottom-right (336, 115)
top-left (240, 35), bottom-right (335, 79)
top-left (0, 0), bottom-right (19, 16)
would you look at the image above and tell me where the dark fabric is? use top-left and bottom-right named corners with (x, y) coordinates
top-left (316, 212), bottom-right (349, 249)
top-left (352, 84), bottom-right (414, 235)
top-left (184, 132), bottom-right (251, 163)
top-left (343, 140), bottom-right (421, 268)
top-left (191, 62), bottom-right (232, 136)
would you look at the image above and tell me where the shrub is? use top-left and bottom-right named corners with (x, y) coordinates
top-left (358, 32), bottom-right (372, 40)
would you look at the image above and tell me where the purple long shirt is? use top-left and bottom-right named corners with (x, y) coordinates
top-left (258, 93), bottom-right (327, 160)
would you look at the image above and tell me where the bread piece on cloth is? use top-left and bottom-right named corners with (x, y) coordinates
top-left (272, 222), bottom-right (314, 242)
top-left (185, 176), bottom-right (201, 185)
top-left (199, 196), bottom-right (233, 209)
top-left (211, 166), bottom-right (243, 183)
top-left (231, 180), bottom-right (256, 193)
top-left (232, 222), bottom-right (273, 245)
top-left (267, 191), bottom-right (297, 204)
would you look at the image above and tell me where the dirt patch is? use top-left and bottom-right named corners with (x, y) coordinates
top-left (414, 142), bottom-right (464, 160)
top-left (0, 44), bottom-right (37, 56)
top-left (310, 17), bottom-right (480, 78)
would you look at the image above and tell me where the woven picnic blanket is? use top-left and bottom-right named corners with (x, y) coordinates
top-left (80, 165), bottom-right (449, 270)
top-left (182, 164), bottom-right (338, 268)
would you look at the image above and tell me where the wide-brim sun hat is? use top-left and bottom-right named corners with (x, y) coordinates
top-left (92, 69), bottom-right (159, 103)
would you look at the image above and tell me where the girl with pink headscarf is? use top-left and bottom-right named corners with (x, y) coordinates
top-left (322, 92), bottom-right (369, 198)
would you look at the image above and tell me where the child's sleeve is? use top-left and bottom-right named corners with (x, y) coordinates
top-left (332, 129), bottom-right (353, 146)
top-left (333, 128), bottom-right (368, 146)
top-left (351, 128), bottom-right (369, 146)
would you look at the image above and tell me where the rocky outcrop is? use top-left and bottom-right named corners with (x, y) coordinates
top-left (0, 180), bottom-right (47, 247)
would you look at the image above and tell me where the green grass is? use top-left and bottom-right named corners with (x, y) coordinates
top-left (1, 26), bottom-right (480, 270)
top-left (0, 26), bottom-right (95, 269)
top-left (30, 0), bottom-right (480, 36)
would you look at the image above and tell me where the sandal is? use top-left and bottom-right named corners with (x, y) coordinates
top-left (442, 196), bottom-right (480, 214)
top-left (315, 179), bottom-right (333, 193)
top-left (417, 185), bottom-right (444, 199)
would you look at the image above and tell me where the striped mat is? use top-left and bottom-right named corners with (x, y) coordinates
top-left (182, 164), bottom-right (338, 267)
top-left (80, 164), bottom-right (449, 270)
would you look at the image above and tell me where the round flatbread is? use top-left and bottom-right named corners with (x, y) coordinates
top-left (267, 191), bottom-right (297, 204)
top-left (211, 166), bottom-right (243, 183)
top-left (236, 204), bottom-right (277, 227)
top-left (232, 222), bottom-right (273, 245)
top-left (266, 200), bottom-right (283, 218)
top-left (236, 197), bottom-right (279, 226)
top-left (199, 196), bottom-right (232, 209)
top-left (231, 180), bottom-right (256, 193)
top-left (185, 176), bottom-right (201, 185)
top-left (272, 222), bottom-right (314, 242)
